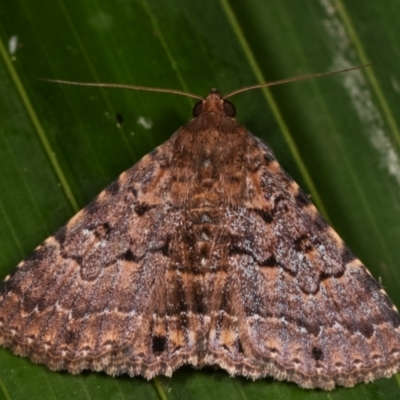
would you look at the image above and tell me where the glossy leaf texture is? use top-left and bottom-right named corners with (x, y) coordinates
top-left (0, 0), bottom-right (400, 399)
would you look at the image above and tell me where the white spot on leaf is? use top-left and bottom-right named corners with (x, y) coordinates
top-left (8, 35), bottom-right (18, 55)
top-left (320, 0), bottom-right (400, 187)
top-left (137, 116), bottom-right (153, 130)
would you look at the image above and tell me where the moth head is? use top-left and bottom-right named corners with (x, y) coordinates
top-left (192, 89), bottom-right (236, 118)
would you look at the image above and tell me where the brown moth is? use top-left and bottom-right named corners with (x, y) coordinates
top-left (1, 66), bottom-right (400, 390)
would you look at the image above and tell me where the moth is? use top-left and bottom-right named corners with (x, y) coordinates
top-left (1, 65), bottom-right (399, 390)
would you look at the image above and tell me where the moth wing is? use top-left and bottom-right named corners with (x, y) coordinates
top-left (209, 135), bottom-right (400, 389)
top-left (0, 138), bottom-right (199, 377)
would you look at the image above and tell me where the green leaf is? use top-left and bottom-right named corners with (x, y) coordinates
top-left (1, 0), bottom-right (400, 399)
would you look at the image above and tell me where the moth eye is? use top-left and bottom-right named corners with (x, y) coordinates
top-left (223, 100), bottom-right (236, 117)
top-left (193, 101), bottom-right (203, 117)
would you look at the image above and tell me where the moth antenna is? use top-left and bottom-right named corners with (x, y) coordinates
top-left (39, 78), bottom-right (204, 101)
top-left (40, 63), bottom-right (374, 102)
top-left (223, 63), bottom-right (375, 99)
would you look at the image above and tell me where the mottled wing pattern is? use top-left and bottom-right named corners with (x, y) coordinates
top-left (1, 89), bottom-right (400, 391)
top-left (0, 137), bottom-right (205, 377)
top-left (217, 134), bottom-right (400, 389)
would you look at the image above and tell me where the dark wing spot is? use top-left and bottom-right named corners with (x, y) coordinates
top-left (65, 330), bottom-right (76, 345)
top-left (342, 245), bottom-right (356, 265)
top-left (358, 270), bottom-right (381, 295)
top-left (160, 237), bottom-right (170, 256)
top-left (134, 203), bottom-right (151, 216)
top-left (105, 180), bottom-right (120, 195)
top-left (229, 243), bottom-right (252, 257)
top-left (253, 208), bottom-right (273, 223)
top-left (54, 226), bottom-right (67, 245)
top-left (294, 235), bottom-right (313, 252)
top-left (314, 214), bottom-right (329, 231)
top-left (152, 336), bottom-right (167, 354)
top-left (124, 186), bottom-right (138, 204)
top-left (0, 281), bottom-right (8, 296)
top-left (222, 344), bottom-right (231, 352)
top-left (312, 347), bottom-right (323, 361)
top-left (320, 269), bottom-right (345, 281)
top-left (268, 347), bottom-right (279, 354)
top-left (358, 322), bottom-right (374, 339)
top-left (93, 222), bottom-right (112, 238)
top-left (295, 190), bottom-right (311, 208)
top-left (103, 222), bottom-right (111, 234)
top-left (199, 242), bottom-right (211, 258)
top-left (22, 293), bottom-right (39, 313)
top-left (273, 194), bottom-right (285, 207)
top-left (69, 254), bottom-right (83, 265)
top-left (264, 152), bottom-right (275, 165)
top-left (128, 186), bottom-right (138, 197)
top-left (237, 339), bottom-right (244, 354)
top-left (335, 362), bottom-right (344, 367)
top-left (121, 249), bottom-right (137, 262)
top-left (388, 309), bottom-right (400, 328)
top-left (260, 256), bottom-right (277, 267)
